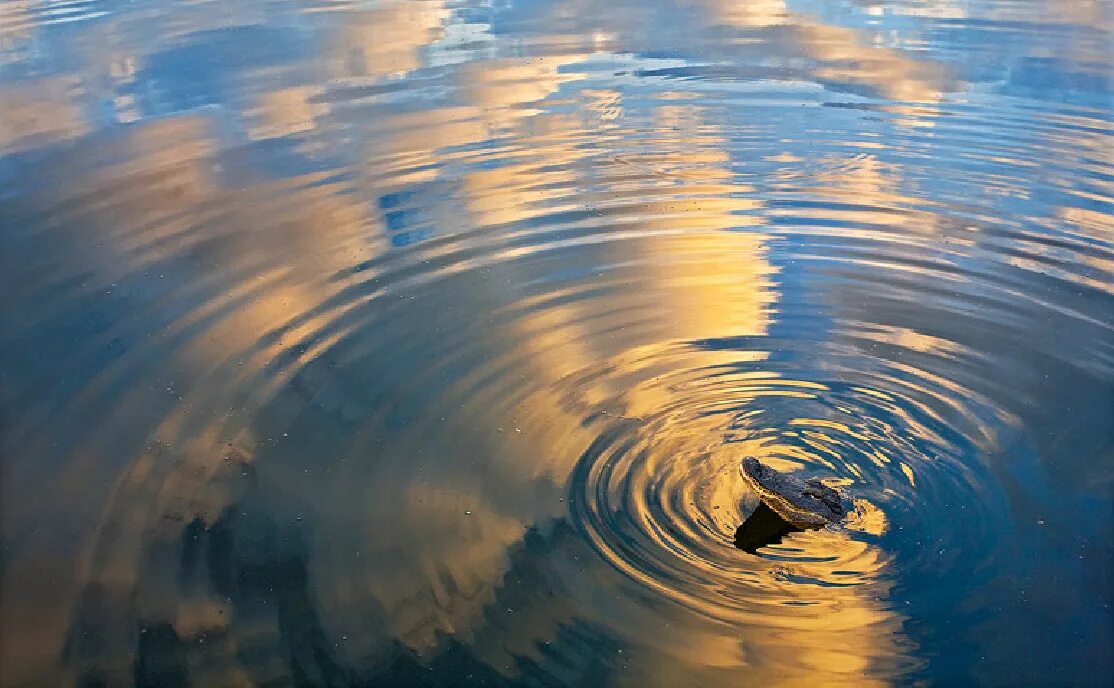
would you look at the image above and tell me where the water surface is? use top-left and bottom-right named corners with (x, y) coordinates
top-left (1, 0), bottom-right (1112, 685)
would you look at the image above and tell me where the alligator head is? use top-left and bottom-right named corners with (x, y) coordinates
top-left (739, 457), bottom-right (846, 530)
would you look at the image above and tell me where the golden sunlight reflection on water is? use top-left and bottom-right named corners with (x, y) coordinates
top-left (1, 0), bottom-right (1111, 685)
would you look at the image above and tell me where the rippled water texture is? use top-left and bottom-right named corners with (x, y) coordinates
top-left (2, 0), bottom-right (1112, 685)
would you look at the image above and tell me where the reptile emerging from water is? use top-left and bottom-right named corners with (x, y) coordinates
top-left (734, 457), bottom-right (848, 552)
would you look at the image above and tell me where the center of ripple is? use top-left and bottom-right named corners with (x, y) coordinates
top-left (568, 358), bottom-right (999, 638)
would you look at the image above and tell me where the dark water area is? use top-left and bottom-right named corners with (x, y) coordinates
top-left (1, 0), bottom-right (1112, 685)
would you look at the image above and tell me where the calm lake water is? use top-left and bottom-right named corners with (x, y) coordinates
top-left (1, 0), bottom-right (1112, 685)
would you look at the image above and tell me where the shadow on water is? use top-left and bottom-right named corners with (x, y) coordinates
top-left (733, 503), bottom-right (802, 554)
